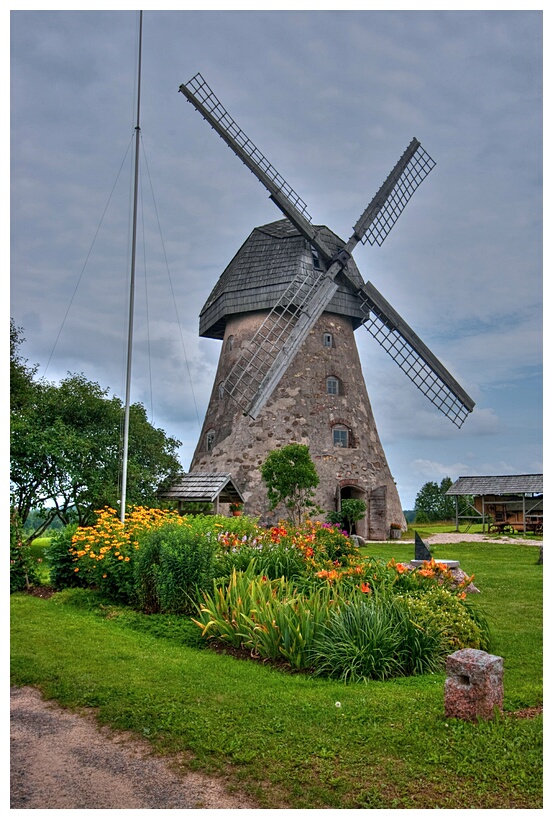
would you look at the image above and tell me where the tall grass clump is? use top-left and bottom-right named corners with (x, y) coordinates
top-left (309, 593), bottom-right (445, 682)
top-left (195, 562), bottom-right (337, 669)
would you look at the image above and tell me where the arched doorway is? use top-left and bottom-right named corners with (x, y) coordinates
top-left (338, 484), bottom-right (368, 539)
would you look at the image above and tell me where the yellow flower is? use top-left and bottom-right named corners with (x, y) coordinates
top-left (74, 567), bottom-right (79, 572)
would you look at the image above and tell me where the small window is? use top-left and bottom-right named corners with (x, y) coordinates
top-left (226, 335), bottom-right (234, 351)
top-left (323, 332), bottom-right (333, 348)
top-left (218, 382), bottom-right (225, 399)
top-left (333, 425), bottom-right (349, 448)
top-left (206, 430), bottom-right (215, 452)
top-left (311, 248), bottom-right (322, 270)
top-left (326, 376), bottom-right (339, 395)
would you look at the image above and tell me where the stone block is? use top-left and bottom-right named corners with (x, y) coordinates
top-left (444, 649), bottom-right (503, 721)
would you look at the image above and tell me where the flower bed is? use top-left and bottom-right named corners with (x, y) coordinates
top-left (57, 508), bottom-right (489, 681)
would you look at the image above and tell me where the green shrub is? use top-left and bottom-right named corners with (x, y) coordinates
top-left (213, 537), bottom-right (308, 581)
top-left (309, 593), bottom-right (445, 682)
top-left (403, 586), bottom-right (491, 653)
top-left (135, 521), bottom-right (217, 614)
top-left (10, 510), bottom-right (39, 592)
top-left (45, 525), bottom-right (84, 590)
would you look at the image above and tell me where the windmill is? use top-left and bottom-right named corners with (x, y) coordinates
top-left (177, 74), bottom-right (474, 538)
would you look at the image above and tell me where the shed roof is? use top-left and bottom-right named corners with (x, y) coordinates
top-left (446, 475), bottom-right (543, 496)
top-left (199, 219), bottom-right (366, 339)
top-left (159, 473), bottom-right (244, 503)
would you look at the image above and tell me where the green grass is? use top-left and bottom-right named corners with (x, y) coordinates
top-left (10, 541), bottom-right (542, 809)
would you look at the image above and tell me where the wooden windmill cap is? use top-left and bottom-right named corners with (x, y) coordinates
top-left (198, 218), bottom-right (367, 340)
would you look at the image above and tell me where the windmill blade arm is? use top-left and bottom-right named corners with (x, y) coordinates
top-left (358, 280), bottom-right (475, 427)
top-left (351, 139), bottom-right (436, 248)
top-left (179, 74), bottom-right (335, 261)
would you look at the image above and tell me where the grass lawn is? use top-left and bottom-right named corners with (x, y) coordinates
top-left (10, 539), bottom-right (542, 809)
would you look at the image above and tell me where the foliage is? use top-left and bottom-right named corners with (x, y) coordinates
top-left (45, 524), bottom-right (85, 590)
top-left (260, 443), bottom-right (320, 525)
top-left (326, 498), bottom-right (367, 535)
top-left (309, 594), bottom-right (445, 682)
top-left (212, 520), bottom-right (357, 581)
top-left (414, 477), bottom-right (456, 522)
top-left (134, 520), bottom-right (218, 614)
top-left (10, 508), bottom-right (39, 592)
top-left (10, 323), bottom-right (182, 539)
top-left (69, 506), bottom-right (185, 604)
top-left (195, 563), bottom-right (339, 668)
top-left (10, 539), bottom-right (542, 809)
top-left (402, 586), bottom-right (490, 653)
top-left (10, 319), bottom-right (39, 415)
top-left (178, 501), bottom-right (213, 515)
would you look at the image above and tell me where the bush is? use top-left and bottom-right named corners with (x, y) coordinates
top-left (45, 525), bottom-right (84, 590)
top-left (135, 520), bottom-right (218, 614)
top-left (309, 593), bottom-right (445, 682)
top-left (326, 499), bottom-right (367, 535)
top-left (10, 509), bottom-right (39, 592)
top-left (403, 586), bottom-right (491, 653)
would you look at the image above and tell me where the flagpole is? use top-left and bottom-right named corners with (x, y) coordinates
top-left (121, 10), bottom-right (143, 524)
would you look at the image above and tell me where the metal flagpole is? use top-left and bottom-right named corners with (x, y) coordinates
top-left (121, 10), bottom-right (143, 524)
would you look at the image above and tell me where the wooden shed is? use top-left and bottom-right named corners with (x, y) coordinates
top-left (159, 473), bottom-right (244, 515)
top-left (446, 474), bottom-right (543, 534)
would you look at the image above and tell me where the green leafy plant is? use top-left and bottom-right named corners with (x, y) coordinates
top-left (326, 499), bottom-right (367, 535)
top-left (260, 443), bottom-right (320, 525)
top-left (45, 524), bottom-right (83, 590)
top-left (10, 508), bottom-right (39, 592)
top-left (195, 563), bottom-right (337, 669)
top-left (135, 520), bottom-right (218, 614)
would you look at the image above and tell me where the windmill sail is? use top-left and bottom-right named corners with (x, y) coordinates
top-left (179, 74), bottom-right (334, 261)
top-left (180, 73), bottom-right (474, 426)
top-left (357, 280), bottom-right (474, 427)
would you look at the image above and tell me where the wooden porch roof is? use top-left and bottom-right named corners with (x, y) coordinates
top-left (159, 473), bottom-right (244, 504)
top-left (446, 474), bottom-right (543, 496)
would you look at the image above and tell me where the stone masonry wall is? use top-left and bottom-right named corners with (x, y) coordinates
top-left (189, 310), bottom-right (405, 539)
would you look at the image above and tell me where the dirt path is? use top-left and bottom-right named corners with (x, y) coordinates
top-left (10, 686), bottom-right (257, 809)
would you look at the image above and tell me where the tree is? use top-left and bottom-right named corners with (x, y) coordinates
top-left (10, 319), bottom-right (39, 414)
top-left (413, 477), bottom-right (456, 522)
top-left (260, 443), bottom-right (320, 526)
top-left (10, 325), bottom-right (183, 538)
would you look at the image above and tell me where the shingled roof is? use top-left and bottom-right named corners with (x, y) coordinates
top-left (446, 475), bottom-right (543, 496)
top-left (159, 473), bottom-right (243, 503)
top-left (199, 219), bottom-right (367, 339)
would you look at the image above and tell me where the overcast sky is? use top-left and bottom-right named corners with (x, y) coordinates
top-left (10, 7), bottom-right (543, 509)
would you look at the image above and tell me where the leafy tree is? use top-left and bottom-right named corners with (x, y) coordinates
top-left (10, 323), bottom-right (182, 539)
top-left (10, 319), bottom-right (39, 414)
top-left (260, 443), bottom-right (320, 526)
top-left (414, 477), bottom-right (457, 522)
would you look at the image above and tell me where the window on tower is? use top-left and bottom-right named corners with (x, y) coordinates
top-left (226, 335), bottom-right (234, 351)
top-left (323, 332), bottom-right (333, 347)
top-left (332, 424), bottom-right (349, 448)
top-left (326, 376), bottom-right (339, 395)
top-left (206, 429), bottom-right (215, 452)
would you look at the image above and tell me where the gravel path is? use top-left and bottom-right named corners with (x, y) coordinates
top-left (10, 686), bottom-right (257, 810)
top-left (381, 533), bottom-right (543, 546)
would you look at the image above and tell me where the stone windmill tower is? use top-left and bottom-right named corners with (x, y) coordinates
top-left (179, 75), bottom-right (474, 539)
